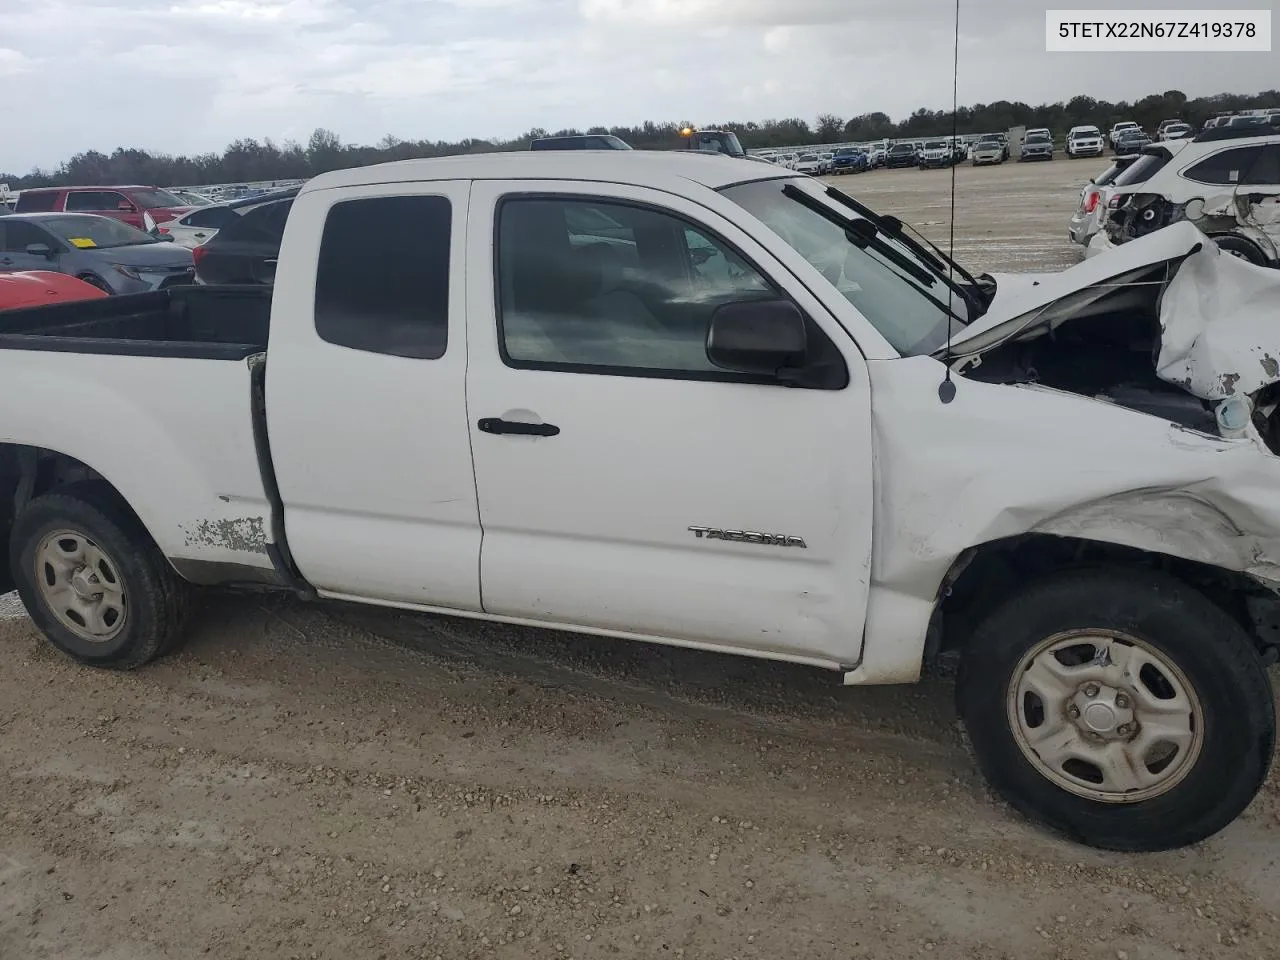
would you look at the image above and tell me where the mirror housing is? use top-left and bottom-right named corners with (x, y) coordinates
top-left (706, 299), bottom-right (807, 377)
top-left (118, 201), bottom-right (137, 212)
top-left (25, 243), bottom-right (54, 258)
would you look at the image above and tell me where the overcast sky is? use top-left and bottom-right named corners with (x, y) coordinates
top-left (3, 0), bottom-right (1276, 171)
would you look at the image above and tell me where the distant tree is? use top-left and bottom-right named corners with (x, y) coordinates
top-left (815, 114), bottom-right (844, 143)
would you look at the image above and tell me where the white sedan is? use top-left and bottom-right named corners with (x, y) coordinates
top-left (793, 153), bottom-right (824, 175)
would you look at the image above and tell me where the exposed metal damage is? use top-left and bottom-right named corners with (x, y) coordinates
top-left (180, 516), bottom-right (268, 554)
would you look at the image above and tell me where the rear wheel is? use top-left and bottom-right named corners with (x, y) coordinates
top-left (9, 484), bottom-right (192, 669)
top-left (1213, 234), bottom-right (1268, 266)
top-left (958, 567), bottom-right (1274, 851)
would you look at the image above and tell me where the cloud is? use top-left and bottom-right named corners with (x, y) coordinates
top-left (2, 0), bottom-right (1276, 171)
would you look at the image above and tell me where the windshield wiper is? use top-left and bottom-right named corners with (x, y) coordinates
top-left (780, 183), bottom-right (967, 327)
top-left (822, 185), bottom-right (986, 314)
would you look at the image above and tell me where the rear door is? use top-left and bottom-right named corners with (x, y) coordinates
top-left (1237, 143), bottom-right (1280, 259)
top-left (266, 181), bottom-right (483, 610)
top-left (463, 180), bottom-right (874, 668)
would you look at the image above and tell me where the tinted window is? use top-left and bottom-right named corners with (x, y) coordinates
top-left (14, 191), bottom-right (59, 213)
top-left (183, 207), bottom-right (239, 229)
top-left (497, 197), bottom-right (792, 374)
top-left (1243, 145), bottom-right (1280, 186)
top-left (1112, 152), bottom-right (1172, 187)
top-left (1183, 147), bottom-right (1263, 185)
top-left (64, 191), bottom-right (128, 211)
top-left (218, 199), bottom-right (293, 243)
top-left (314, 195), bottom-right (451, 360)
top-left (0, 220), bottom-right (54, 252)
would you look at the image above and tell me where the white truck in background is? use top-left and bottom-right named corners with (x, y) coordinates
top-left (2, 151), bottom-right (1279, 852)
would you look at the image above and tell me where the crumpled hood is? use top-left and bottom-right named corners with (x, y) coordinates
top-left (937, 219), bottom-right (1280, 412)
top-left (1155, 245), bottom-right (1280, 400)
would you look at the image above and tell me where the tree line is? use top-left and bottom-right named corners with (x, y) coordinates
top-left (5, 88), bottom-right (1277, 189)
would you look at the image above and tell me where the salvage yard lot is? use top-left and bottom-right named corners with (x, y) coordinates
top-left (4, 159), bottom-right (1279, 960)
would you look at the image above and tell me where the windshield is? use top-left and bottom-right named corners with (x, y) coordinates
top-left (176, 191), bottom-right (211, 206)
top-left (924, 142), bottom-right (945, 149)
top-left (977, 139), bottom-right (1001, 147)
top-left (1026, 133), bottom-right (1050, 143)
top-left (890, 144), bottom-right (913, 154)
top-left (799, 154), bottom-right (818, 161)
top-left (721, 178), bottom-right (971, 356)
top-left (129, 188), bottom-right (186, 208)
top-left (39, 214), bottom-right (158, 248)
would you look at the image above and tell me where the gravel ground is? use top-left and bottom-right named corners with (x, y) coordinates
top-left (4, 159), bottom-right (1280, 960)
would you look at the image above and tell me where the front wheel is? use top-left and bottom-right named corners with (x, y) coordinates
top-left (958, 567), bottom-right (1274, 851)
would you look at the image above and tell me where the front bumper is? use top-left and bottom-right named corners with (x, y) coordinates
top-left (1069, 143), bottom-right (1104, 156)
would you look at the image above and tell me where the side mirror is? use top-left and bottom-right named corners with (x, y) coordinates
top-left (118, 201), bottom-right (136, 212)
top-left (25, 243), bottom-right (54, 258)
top-left (706, 299), bottom-right (807, 377)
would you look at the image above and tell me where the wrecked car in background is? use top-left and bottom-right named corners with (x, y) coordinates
top-left (1105, 129), bottom-right (1280, 267)
top-left (1, 153), bottom-right (1279, 855)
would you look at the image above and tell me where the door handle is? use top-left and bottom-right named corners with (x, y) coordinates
top-left (194, 232), bottom-right (206, 238)
top-left (478, 417), bottom-right (560, 437)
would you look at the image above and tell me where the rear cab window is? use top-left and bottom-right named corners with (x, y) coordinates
top-left (1112, 150), bottom-right (1173, 188)
top-left (314, 195), bottom-right (452, 359)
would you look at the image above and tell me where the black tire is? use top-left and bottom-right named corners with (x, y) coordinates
top-left (76, 273), bottom-right (112, 294)
top-left (957, 567), bottom-right (1274, 851)
top-left (9, 482), bottom-right (192, 669)
top-left (1212, 234), bottom-right (1268, 266)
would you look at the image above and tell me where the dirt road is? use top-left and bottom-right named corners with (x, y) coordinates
top-left (4, 160), bottom-right (1280, 960)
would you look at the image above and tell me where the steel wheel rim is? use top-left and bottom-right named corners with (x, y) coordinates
top-left (33, 529), bottom-right (128, 642)
top-left (1006, 629), bottom-right (1204, 803)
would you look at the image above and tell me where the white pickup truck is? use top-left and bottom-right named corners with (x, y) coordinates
top-left (2, 152), bottom-right (1279, 852)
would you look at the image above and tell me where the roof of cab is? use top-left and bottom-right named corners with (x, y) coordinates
top-left (300, 150), bottom-right (787, 196)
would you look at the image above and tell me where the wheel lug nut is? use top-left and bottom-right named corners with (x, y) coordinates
top-left (1084, 684), bottom-right (1100, 698)
top-left (1067, 705), bottom-right (1081, 720)
top-left (1117, 722), bottom-right (1134, 736)
top-left (1115, 694), bottom-right (1129, 709)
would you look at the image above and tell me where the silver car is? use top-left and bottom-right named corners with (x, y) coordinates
top-left (1068, 158), bottom-right (1134, 246)
top-left (970, 138), bottom-right (1004, 165)
top-left (0, 213), bottom-right (194, 294)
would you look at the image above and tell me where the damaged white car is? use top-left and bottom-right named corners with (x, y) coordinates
top-left (1, 153), bottom-right (1277, 854)
top-left (1105, 128), bottom-right (1280, 267)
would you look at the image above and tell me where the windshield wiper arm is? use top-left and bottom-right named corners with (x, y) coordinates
top-left (823, 185), bottom-right (985, 311)
top-left (780, 183), bottom-right (966, 326)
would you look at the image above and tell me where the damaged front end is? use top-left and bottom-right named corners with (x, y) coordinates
top-left (941, 221), bottom-right (1280, 454)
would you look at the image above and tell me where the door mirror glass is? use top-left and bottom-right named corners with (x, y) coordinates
top-left (25, 243), bottom-right (54, 258)
top-left (118, 200), bottom-right (136, 212)
top-left (706, 299), bottom-right (807, 376)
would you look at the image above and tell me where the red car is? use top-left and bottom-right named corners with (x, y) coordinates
top-left (15, 185), bottom-right (192, 233)
top-left (0, 271), bottom-right (110, 311)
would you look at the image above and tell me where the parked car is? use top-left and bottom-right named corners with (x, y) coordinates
top-left (0, 213), bottom-right (195, 294)
top-left (530, 135), bottom-right (632, 150)
top-left (1104, 130), bottom-right (1280, 266)
top-left (1160, 123), bottom-right (1194, 142)
top-left (1068, 157), bottom-right (1135, 245)
top-left (884, 142), bottom-right (918, 168)
top-left (15, 185), bottom-right (192, 234)
top-left (829, 147), bottom-right (869, 174)
top-left (0, 271), bottom-right (109, 311)
top-left (917, 141), bottom-right (954, 169)
top-left (1019, 131), bottom-right (1055, 161)
top-left (793, 153), bottom-right (824, 175)
top-left (192, 191), bottom-right (295, 285)
top-left (1109, 121), bottom-right (1141, 148)
top-left (1066, 126), bottom-right (1105, 158)
top-left (1155, 119), bottom-right (1185, 140)
top-left (162, 188), bottom-right (301, 250)
top-left (2, 152), bottom-right (1280, 854)
top-left (970, 137), bottom-right (1005, 166)
top-left (1113, 129), bottom-right (1153, 158)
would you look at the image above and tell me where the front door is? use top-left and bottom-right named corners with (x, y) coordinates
top-left (464, 181), bottom-right (874, 667)
top-left (0, 220), bottom-right (60, 273)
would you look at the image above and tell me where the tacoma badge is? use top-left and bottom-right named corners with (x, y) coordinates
top-left (688, 526), bottom-right (807, 548)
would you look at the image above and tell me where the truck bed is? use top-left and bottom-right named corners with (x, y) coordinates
top-left (0, 285), bottom-right (271, 360)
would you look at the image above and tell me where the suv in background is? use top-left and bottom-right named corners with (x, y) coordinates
top-left (14, 186), bottom-right (191, 234)
top-left (884, 142), bottom-right (918, 168)
top-left (1103, 130), bottom-right (1280, 266)
top-left (530, 135), bottom-right (632, 151)
top-left (1066, 126), bottom-right (1105, 158)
